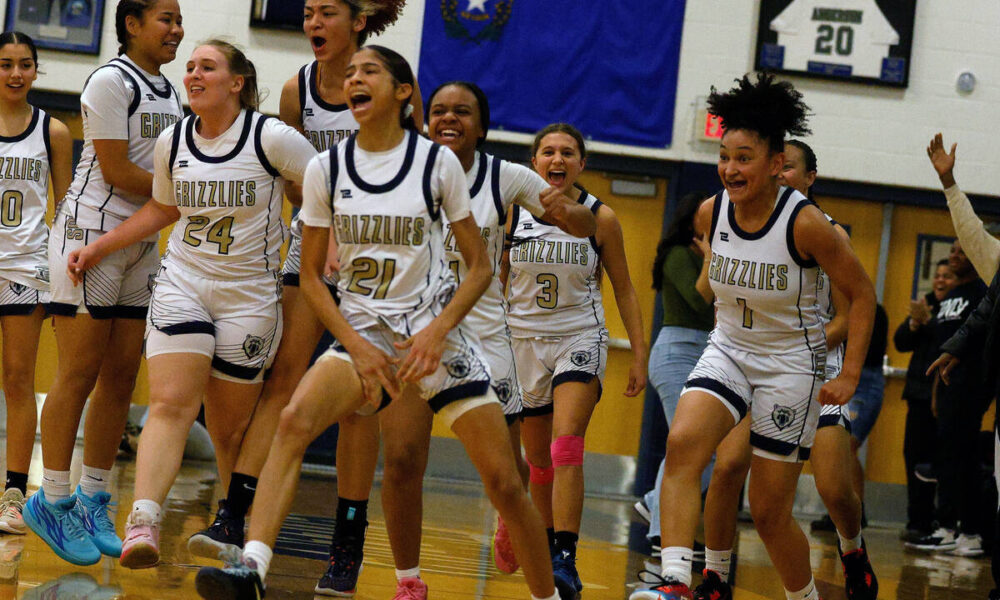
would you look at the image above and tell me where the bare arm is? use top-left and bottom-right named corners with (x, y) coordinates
top-left (539, 187), bottom-right (597, 237)
top-left (47, 118), bottom-right (74, 211)
top-left (692, 197), bottom-right (715, 304)
top-left (796, 205), bottom-right (876, 405)
top-left (92, 139), bottom-right (153, 199)
top-left (279, 75), bottom-right (307, 208)
top-left (396, 215), bottom-right (491, 382)
top-left (596, 205), bottom-right (647, 397)
top-left (825, 224), bottom-right (851, 349)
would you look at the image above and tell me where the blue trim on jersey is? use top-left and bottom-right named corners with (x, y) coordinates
top-left (468, 151), bottom-right (488, 198)
top-left (42, 111), bottom-right (52, 168)
top-left (297, 64), bottom-right (308, 114)
top-left (345, 130), bottom-right (417, 193)
top-left (427, 380), bottom-right (491, 413)
top-left (307, 61), bottom-right (350, 112)
top-left (110, 57), bottom-right (174, 99)
top-left (727, 186), bottom-right (794, 241)
top-left (489, 154), bottom-right (505, 223)
top-left (185, 111), bottom-right (254, 164)
top-left (168, 120), bottom-right (183, 175)
top-left (327, 145), bottom-right (340, 217)
top-left (46, 302), bottom-right (77, 316)
top-left (709, 189), bottom-right (724, 244)
top-left (211, 356), bottom-right (262, 381)
top-left (159, 321), bottom-right (214, 336)
top-left (0, 106), bottom-right (39, 142)
top-left (749, 431), bottom-right (799, 457)
top-left (522, 404), bottom-right (554, 417)
top-left (785, 200), bottom-right (819, 268)
top-left (254, 116), bottom-right (281, 177)
top-left (422, 143), bottom-right (442, 220)
top-left (686, 376), bottom-right (748, 419)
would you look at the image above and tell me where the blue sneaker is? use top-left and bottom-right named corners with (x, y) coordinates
top-left (74, 486), bottom-right (122, 557)
top-left (22, 489), bottom-right (101, 566)
top-left (552, 549), bottom-right (583, 600)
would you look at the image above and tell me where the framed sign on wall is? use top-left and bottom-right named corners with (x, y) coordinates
top-left (4, 0), bottom-right (106, 54)
top-left (250, 0), bottom-right (304, 31)
top-left (755, 0), bottom-right (917, 88)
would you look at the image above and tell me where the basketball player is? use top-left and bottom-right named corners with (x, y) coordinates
top-left (689, 140), bottom-right (877, 600)
top-left (65, 40), bottom-right (317, 569)
top-left (23, 0), bottom-right (184, 567)
top-left (185, 5), bottom-right (416, 591)
top-left (194, 46), bottom-right (561, 600)
top-left (371, 81), bottom-right (597, 596)
top-left (504, 122), bottom-right (647, 599)
top-left (0, 32), bottom-right (72, 536)
top-left (630, 73), bottom-right (875, 600)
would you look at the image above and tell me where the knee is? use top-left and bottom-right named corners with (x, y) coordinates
top-left (1, 369), bottom-right (34, 401)
top-left (551, 435), bottom-right (584, 469)
top-left (748, 495), bottom-right (793, 538)
top-left (665, 428), bottom-right (710, 475)
top-left (816, 478), bottom-right (857, 516)
top-left (383, 443), bottom-right (428, 485)
top-left (274, 404), bottom-right (315, 453)
top-left (148, 397), bottom-right (200, 427)
top-left (481, 466), bottom-right (528, 507)
top-left (711, 454), bottom-right (751, 492)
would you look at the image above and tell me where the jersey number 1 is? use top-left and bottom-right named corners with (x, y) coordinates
top-left (736, 297), bottom-right (754, 329)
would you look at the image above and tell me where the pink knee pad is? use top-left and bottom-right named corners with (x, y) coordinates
top-left (550, 435), bottom-right (585, 467)
top-left (528, 461), bottom-right (554, 485)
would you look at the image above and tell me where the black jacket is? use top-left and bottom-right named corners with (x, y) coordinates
top-left (942, 268), bottom-right (1000, 395)
top-left (894, 292), bottom-right (941, 403)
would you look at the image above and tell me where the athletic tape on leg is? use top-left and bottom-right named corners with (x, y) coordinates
top-left (528, 461), bottom-right (554, 485)
top-left (550, 435), bottom-right (585, 467)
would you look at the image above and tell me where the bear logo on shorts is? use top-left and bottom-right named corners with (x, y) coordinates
top-left (494, 379), bottom-right (512, 405)
top-left (570, 350), bottom-right (590, 367)
top-left (771, 405), bottom-right (795, 430)
top-left (445, 356), bottom-right (471, 379)
top-left (9, 283), bottom-right (25, 295)
top-left (243, 335), bottom-right (265, 359)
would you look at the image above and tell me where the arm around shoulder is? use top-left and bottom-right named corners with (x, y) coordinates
top-left (46, 117), bottom-right (74, 207)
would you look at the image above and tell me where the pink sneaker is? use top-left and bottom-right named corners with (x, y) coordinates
top-left (492, 516), bottom-right (519, 574)
top-left (393, 576), bottom-right (428, 599)
top-left (119, 512), bottom-right (160, 569)
top-left (0, 489), bottom-right (25, 534)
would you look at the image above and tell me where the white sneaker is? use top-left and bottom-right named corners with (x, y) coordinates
top-left (950, 533), bottom-right (984, 557)
top-left (905, 527), bottom-right (957, 552)
top-left (0, 489), bottom-right (25, 535)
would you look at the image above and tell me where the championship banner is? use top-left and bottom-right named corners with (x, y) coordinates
top-left (418, 0), bottom-right (686, 148)
top-left (755, 0), bottom-right (917, 87)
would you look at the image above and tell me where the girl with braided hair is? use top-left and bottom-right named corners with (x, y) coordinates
top-left (631, 73), bottom-right (876, 600)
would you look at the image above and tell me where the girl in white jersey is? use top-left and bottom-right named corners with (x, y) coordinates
top-left (185, 3), bottom-right (414, 583)
top-left (195, 46), bottom-right (561, 600)
top-left (631, 74), bottom-right (876, 600)
top-left (24, 0), bottom-right (184, 567)
top-left (0, 32), bottom-right (72, 536)
top-left (66, 40), bottom-right (317, 570)
top-left (504, 122), bottom-right (647, 599)
top-left (688, 140), bottom-right (878, 600)
top-left (371, 82), bottom-right (597, 595)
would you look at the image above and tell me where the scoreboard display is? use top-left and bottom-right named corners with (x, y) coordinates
top-left (250, 0), bottom-right (305, 30)
top-left (755, 0), bottom-right (917, 88)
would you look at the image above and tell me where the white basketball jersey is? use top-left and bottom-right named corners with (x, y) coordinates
top-left (817, 212), bottom-right (843, 373)
top-left (162, 111), bottom-right (288, 280)
top-left (770, 0), bottom-right (899, 78)
top-left (443, 153), bottom-right (519, 338)
top-left (506, 191), bottom-right (603, 337)
top-left (707, 187), bottom-right (825, 362)
top-left (329, 131), bottom-right (456, 331)
top-left (299, 61), bottom-right (360, 153)
top-left (66, 56), bottom-right (182, 231)
top-left (0, 107), bottom-right (51, 289)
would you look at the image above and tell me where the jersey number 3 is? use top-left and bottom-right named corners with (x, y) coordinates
top-left (736, 297), bottom-right (754, 329)
top-left (536, 273), bottom-right (558, 309)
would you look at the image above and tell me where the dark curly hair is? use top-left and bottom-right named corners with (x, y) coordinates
top-left (707, 72), bottom-right (811, 154)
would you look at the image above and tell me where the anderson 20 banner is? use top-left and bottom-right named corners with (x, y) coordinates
top-left (418, 0), bottom-right (687, 148)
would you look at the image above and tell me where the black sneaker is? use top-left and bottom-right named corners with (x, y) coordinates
top-left (552, 549), bottom-right (582, 600)
top-left (904, 527), bottom-right (957, 552)
top-left (188, 500), bottom-right (245, 559)
top-left (913, 463), bottom-right (937, 483)
top-left (693, 569), bottom-right (732, 600)
top-left (314, 535), bottom-right (363, 597)
top-left (195, 560), bottom-right (265, 599)
top-left (839, 539), bottom-right (878, 600)
top-left (810, 513), bottom-right (836, 533)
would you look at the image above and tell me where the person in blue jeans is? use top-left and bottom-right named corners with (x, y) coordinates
top-left (638, 191), bottom-right (715, 547)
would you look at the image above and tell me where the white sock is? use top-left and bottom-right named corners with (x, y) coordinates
top-left (79, 465), bottom-right (112, 497)
top-left (131, 500), bottom-right (161, 523)
top-left (41, 469), bottom-right (71, 502)
top-left (243, 540), bottom-right (273, 581)
top-left (659, 546), bottom-right (693, 587)
top-left (838, 530), bottom-right (862, 554)
top-left (531, 593), bottom-right (559, 600)
top-left (785, 577), bottom-right (819, 600)
top-left (395, 566), bottom-right (420, 580)
top-left (705, 548), bottom-right (732, 580)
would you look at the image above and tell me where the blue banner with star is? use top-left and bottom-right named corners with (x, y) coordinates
top-left (418, 0), bottom-right (686, 148)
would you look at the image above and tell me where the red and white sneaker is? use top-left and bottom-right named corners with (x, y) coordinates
top-left (119, 512), bottom-right (160, 569)
top-left (393, 576), bottom-right (428, 600)
top-left (493, 516), bottom-right (519, 574)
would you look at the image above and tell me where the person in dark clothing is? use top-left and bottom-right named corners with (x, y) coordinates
top-left (929, 259), bottom-right (1000, 597)
top-left (894, 259), bottom-right (956, 541)
top-left (909, 240), bottom-right (990, 556)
